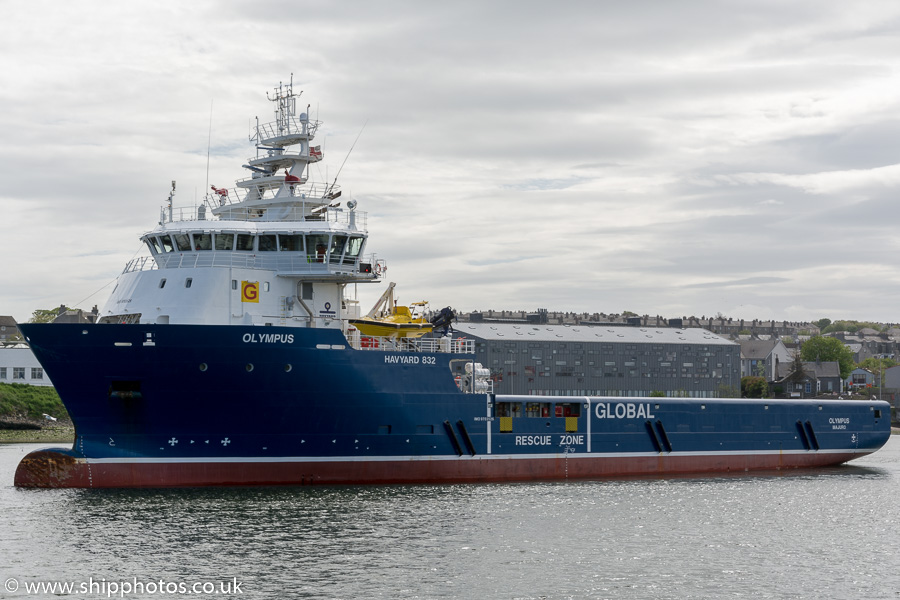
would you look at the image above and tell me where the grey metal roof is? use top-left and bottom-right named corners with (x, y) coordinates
top-left (739, 339), bottom-right (780, 359)
top-left (453, 323), bottom-right (736, 346)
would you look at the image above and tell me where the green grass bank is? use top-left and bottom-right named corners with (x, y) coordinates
top-left (0, 382), bottom-right (74, 443)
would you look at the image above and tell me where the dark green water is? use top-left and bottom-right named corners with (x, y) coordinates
top-left (1, 438), bottom-right (899, 599)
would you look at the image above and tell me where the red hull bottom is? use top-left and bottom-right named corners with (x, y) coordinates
top-left (14, 449), bottom-right (875, 488)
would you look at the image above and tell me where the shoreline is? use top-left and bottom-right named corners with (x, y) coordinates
top-left (0, 425), bottom-right (75, 444)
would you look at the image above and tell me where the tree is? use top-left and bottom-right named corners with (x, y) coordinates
top-left (821, 320), bottom-right (883, 334)
top-left (857, 357), bottom-right (898, 372)
top-left (29, 307), bottom-right (69, 323)
top-left (800, 335), bottom-right (855, 379)
top-left (815, 318), bottom-right (832, 330)
top-left (741, 376), bottom-right (769, 398)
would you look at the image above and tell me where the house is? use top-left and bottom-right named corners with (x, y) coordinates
top-left (52, 305), bottom-right (99, 324)
top-left (0, 345), bottom-right (53, 387)
top-left (739, 338), bottom-right (791, 381)
top-left (881, 365), bottom-right (900, 418)
top-left (773, 360), bottom-right (842, 398)
top-left (846, 367), bottom-right (876, 391)
top-left (883, 365), bottom-right (900, 391)
top-left (0, 316), bottom-right (19, 342)
top-left (803, 361), bottom-right (843, 395)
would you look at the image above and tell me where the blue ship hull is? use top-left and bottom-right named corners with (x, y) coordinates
top-left (15, 323), bottom-right (891, 487)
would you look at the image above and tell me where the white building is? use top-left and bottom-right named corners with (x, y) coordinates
top-left (0, 345), bottom-right (53, 387)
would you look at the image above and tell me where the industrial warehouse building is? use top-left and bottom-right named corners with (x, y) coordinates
top-left (451, 323), bottom-right (741, 398)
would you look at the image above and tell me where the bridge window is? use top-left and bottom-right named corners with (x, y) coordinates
top-left (306, 234), bottom-right (329, 263)
top-left (346, 236), bottom-right (364, 257)
top-left (158, 235), bottom-right (174, 253)
top-left (173, 233), bottom-right (191, 251)
top-left (215, 233), bottom-right (235, 251)
top-left (236, 234), bottom-right (255, 251)
top-left (329, 235), bottom-right (347, 264)
top-left (146, 237), bottom-right (162, 255)
top-left (258, 234), bottom-right (278, 251)
top-left (279, 234), bottom-right (303, 251)
top-left (193, 233), bottom-right (212, 250)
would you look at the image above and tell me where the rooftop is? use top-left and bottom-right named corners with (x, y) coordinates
top-left (453, 322), bottom-right (736, 346)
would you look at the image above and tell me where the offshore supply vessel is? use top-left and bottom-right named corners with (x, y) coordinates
top-left (15, 80), bottom-right (890, 488)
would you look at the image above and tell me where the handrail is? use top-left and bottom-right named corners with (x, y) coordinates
top-left (213, 180), bottom-right (338, 201)
top-left (346, 332), bottom-right (475, 354)
top-left (254, 117), bottom-right (320, 142)
top-left (123, 252), bottom-right (382, 276)
top-left (246, 149), bottom-right (322, 164)
top-left (166, 204), bottom-right (365, 228)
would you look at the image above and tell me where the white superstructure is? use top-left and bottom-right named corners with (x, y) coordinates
top-left (101, 77), bottom-right (383, 331)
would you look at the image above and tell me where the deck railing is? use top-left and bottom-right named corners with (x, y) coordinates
top-left (167, 203), bottom-right (364, 228)
top-left (124, 252), bottom-right (383, 277)
top-left (253, 117), bottom-right (320, 142)
top-left (346, 330), bottom-right (475, 354)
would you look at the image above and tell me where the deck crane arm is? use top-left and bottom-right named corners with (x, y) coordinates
top-left (365, 282), bottom-right (397, 319)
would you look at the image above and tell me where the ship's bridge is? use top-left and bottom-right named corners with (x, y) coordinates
top-left (132, 202), bottom-right (382, 282)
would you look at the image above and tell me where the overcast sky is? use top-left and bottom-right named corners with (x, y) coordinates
top-left (3, 1), bottom-right (900, 324)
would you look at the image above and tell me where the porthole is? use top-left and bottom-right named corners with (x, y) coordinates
top-left (185, 278), bottom-right (193, 288)
top-left (246, 363), bottom-right (254, 372)
top-left (199, 363), bottom-right (208, 372)
top-left (159, 279), bottom-right (167, 289)
top-left (284, 364), bottom-right (292, 372)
